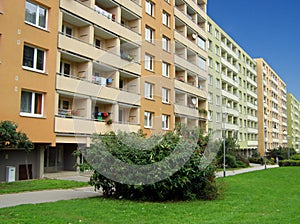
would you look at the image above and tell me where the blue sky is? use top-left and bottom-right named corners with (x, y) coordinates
top-left (207, 0), bottom-right (300, 100)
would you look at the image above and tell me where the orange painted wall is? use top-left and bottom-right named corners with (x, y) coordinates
top-left (0, 0), bottom-right (59, 145)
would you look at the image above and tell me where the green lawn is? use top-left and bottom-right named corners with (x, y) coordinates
top-left (0, 179), bottom-right (89, 194)
top-left (0, 167), bottom-right (300, 224)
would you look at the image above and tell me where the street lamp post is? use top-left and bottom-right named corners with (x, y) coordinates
top-left (287, 135), bottom-right (290, 160)
top-left (222, 108), bottom-right (227, 177)
top-left (264, 125), bottom-right (267, 170)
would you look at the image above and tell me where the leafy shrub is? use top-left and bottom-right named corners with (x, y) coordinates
top-left (249, 157), bottom-right (264, 164)
top-left (290, 154), bottom-right (300, 160)
top-left (87, 128), bottom-right (219, 201)
top-left (279, 160), bottom-right (300, 167)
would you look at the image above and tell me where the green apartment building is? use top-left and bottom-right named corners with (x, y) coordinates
top-left (287, 93), bottom-right (300, 152)
top-left (207, 17), bottom-right (258, 156)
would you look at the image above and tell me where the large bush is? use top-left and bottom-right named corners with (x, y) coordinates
top-left (86, 128), bottom-right (218, 201)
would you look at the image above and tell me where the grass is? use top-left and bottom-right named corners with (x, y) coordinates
top-left (0, 167), bottom-right (300, 223)
top-left (0, 179), bottom-right (89, 194)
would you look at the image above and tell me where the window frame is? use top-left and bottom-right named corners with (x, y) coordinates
top-left (162, 114), bottom-right (170, 130)
top-left (145, 53), bottom-right (154, 71)
top-left (145, 26), bottom-right (154, 44)
top-left (144, 82), bottom-right (154, 99)
top-left (162, 87), bottom-right (170, 103)
top-left (162, 35), bottom-right (170, 52)
top-left (25, 0), bottom-right (48, 30)
top-left (22, 44), bottom-right (46, 73)
top-left (20, 90), bottom-right (44, 117)
top-left (145, 0), bottom-right (154, 17)
top-left (162, 61), bottom-right (170, 77)
top-left (144, 111), bottom-right (153, 128)
top-left (162, 10), bottom-right (170, 27)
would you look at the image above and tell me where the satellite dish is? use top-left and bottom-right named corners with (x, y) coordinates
top-left (192, 98), bottom-right (197, 105)
top-left (192, 33), bottom-right (197, 40)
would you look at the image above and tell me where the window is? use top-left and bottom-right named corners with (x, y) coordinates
top-left (197, 56), bottom-right (206, 70)
top-left (208, 74), bottom-right (213, 85)
top-left (23, 45), bottom-right (45, 72)
top-left (145, 53), bottom-right (154, 71)
top-left (215, 45), bottom-right (219, 55)
top-left (207, 40), bottom-right (212, 50)
top-left (20, 90), bottom-right (44, 117)
top-left (62, 24), bottom-right (72, 37)
top-left (144, 82), bottom-right (154, 99)
top-left (215, 29), bottom-right (219, 39)
top-left (145, 0), bottom-right (154, 16)
top-left (215, 78), bottom-right (220, 88)
top-left (207, 23), bottom-right (211, 33)
top-left (207, 57), bottom-right (212, 67)
top-left (162, 11), bottom-right (170, 27)
top-left (95, 38), bottom-right (101, 48)
top-left (197, 36), bottom-right (206, 50)
top-left (162, 36), bottom-right (170, 52)
top-left (162, 114), bottom-right (170, 130)
top-left (25, 0), bottom-right (47, 29)
top-left (162, 62), bottom-right (170, 77)
top-left (215, 61), bottom-right (219, 72)
top-left (162, 87), bottom-right (170, 103)
top-left (208, 110), bottom-right (212, 121)
top-left (60, 61), bottom-right (71, 77)
top-left (144, 111), bottom-right (153, 128)
top-left (145, 26), bottom-right (154, 43)
top-left (208, 92), bottom-right (213, 103)
top-left (216, 95), bottom-right (220, 105)
top-left (216, 113), bottom-right (220, 122)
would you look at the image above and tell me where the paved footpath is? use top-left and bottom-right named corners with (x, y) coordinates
top-left (216, 163), bottom-right (279, 178)
top-left (0, 164), bottom-right (279, 208)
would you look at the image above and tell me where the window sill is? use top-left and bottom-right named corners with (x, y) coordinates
top-left (162, 101), bottom-right (171, 105)
top-left (144, 126), bottom-right (153, 129)
top-left (22, 66), bottom-right (48, 75)
top-left (145, 97), bottom-right (155, 101)
top-left (24, 21), bottom-right (49, 32)
top-left (20, 113), bottom-right (46, 119)
top-left (0, 11), bottom-right (3, 15)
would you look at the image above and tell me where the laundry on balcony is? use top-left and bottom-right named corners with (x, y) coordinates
top-left (94, 111), bottom-right (111, 121)
top-left (94, 5), bottom-right (113, 20)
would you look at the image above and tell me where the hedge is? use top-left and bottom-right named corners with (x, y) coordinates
top-left (278, 160), bottom-right (300, 167)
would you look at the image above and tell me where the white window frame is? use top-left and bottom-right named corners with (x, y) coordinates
top-left (145, 53), bottom-right (154, 71)
top-left (23, 44), bottom-right (46, 73)
top-left (20, 90), bottom-right (44, 117)
top-left (145, 0), bottom-right (154, 16)
top-left (145, 26), bottom-right (154, 43)
top-left (162, 11), bottom-right (170, 27)
top-left (197, 36), bottom-right (206, 50)
top-left (60, 61), bottom-right (71, 77)
top-left (162, 35), bottom-right (170, 52)
top-left (162, 114), bottom-right (170, 130)
top-left (162, 87), bottom-right (170, 103)
top-left (144, 111), bottom-right (153, 128)
top-left (162, 61), bottom-right (170, 77)
top-left (144, 82), bottom-right (154, 99)
top-left (25, 0), bottom-right (48, 29)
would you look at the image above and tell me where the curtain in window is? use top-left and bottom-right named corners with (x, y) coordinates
top-left (21, 91), bottom-right (32, 113)
top-left (36, 49), bottom-right (44, 70)
top-left (23, 46), bottom-right (34, 68)
top-left (38, 7), bottom-right (46, 28)
top-left (25, 1), bottom-right (37, 24)
top-left (34, 93), bottom-right (43, 114)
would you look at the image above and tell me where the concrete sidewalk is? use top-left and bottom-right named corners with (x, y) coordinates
top-left (216, 163), bottom-right (279, 178)
top-left (0, 164), bottom-right (279, 209)
top-left (0, 186), bottom-right (99, 209)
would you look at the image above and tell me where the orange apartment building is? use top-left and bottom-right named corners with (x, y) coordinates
top-left (0, 0), bottom-right (58, 180)
top-left (0, 0), bottom-right (208, 181)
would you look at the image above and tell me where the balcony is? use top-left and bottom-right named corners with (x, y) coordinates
top-left (246, 63), bottom-right (256, 75)
top-left (221, 90), bottom-right (239, 102)
top-left (221, 73), bottom-right (238, 88)
top-left (247, 141), bottom-right (258, 146)
top-left (174, 79), bottom-right (206, 99)
top-left (247, 127), bottom-right (258, 134)
top-left (220, 58), bottom-right (238, 74)
top-left (174, 104), bottom-right (202, 119)
top-left (223, 123), bottom-right (239, 131)
top-left (58, 33), bottom-right (140, 74)
top-left (220, 41), bottom-right (238, 59)
top-left (56, 75), bottom-right (140, 105)
top-left (246, 76), bottom-right (257, 87)
top-left (247, 114), bottom-right (258, 122)
top-left (55, 116), bottom-right (140, 134)
top-left (61, 0), bottom-right (141, 40)
top-left (174, 54), bottom-right (206, 78)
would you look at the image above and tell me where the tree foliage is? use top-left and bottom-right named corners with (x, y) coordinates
top-left (0, 120), bottom-right (33, 153)
top-left (86, 127), bottom-right (218, 201)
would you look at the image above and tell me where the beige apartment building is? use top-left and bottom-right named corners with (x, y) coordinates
top-left (207, 17), bottom-right (258, 156)
top-left (287, 93), bottom-right (300, 152)
top-left (256, 58), bottom-right (288, 155)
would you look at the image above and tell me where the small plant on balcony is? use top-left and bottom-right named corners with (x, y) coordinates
top-left (198, 108), bottom-right (207, 116)
top-left (106, 119), bottom-right (113, 125)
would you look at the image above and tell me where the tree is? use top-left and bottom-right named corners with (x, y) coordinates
top-left (0, 120), bottom-right (33, 152)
